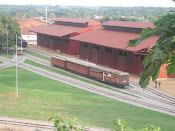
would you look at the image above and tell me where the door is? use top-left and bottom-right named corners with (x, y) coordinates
top-left (118, 55), bottom-right (126, 71)
top-left (91, 50), bottom-right (99, 64)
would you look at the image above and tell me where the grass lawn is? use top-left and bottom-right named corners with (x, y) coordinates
top-left (0, 67), bottom-right (175, 130)
top-left (24, 59), bottom-right (137, 97)
top-left (23, 49), bottom-right (50, 61)
top-left (0, 49), bottom-right (13, 59)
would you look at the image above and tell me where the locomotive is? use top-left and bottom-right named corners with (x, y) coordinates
top-left (51, 55), bottom-right (129, 87)
top-left (17, 40), bottom-right (27, 47)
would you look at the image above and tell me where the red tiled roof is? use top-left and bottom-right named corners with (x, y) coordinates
top-left (17, 18), bottom-right (45, 35)
top-left (70, 28), bottom-right (159, 52)
top-left (101, 21), bottom-right (156, 29)
top-left (29, 24), bottom-right (85, 37)
top-left (54, 17), bottom-right (95, 24)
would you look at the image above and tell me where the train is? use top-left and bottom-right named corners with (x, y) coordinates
top-left (17, 47), bottom-right (23, 55)
top-left (17, 40), bottom-right (27, 47)
top-left (51, 55), bottom-right (129, 87)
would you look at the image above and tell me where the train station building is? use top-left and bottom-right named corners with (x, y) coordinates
top-left (70, 21), bottom-right (175, 78)
top-left (30, 18), bottom-right (100, 55)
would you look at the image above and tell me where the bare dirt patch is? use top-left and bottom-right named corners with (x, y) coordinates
top-left (0, 92), bottom-right (23, 99)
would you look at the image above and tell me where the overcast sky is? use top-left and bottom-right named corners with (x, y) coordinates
top-left (0, 0), bottom-right (175, 7)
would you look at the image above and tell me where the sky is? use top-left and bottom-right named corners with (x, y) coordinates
top-left (0, 0), bottom-right (175, 7)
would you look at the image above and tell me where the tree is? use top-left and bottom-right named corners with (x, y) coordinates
top-left (127, 13), bottom-right (175, 88)
top-left (0, 14), bottom-right (20, 47)
top-left (48, 12), bottom-right (56, 19)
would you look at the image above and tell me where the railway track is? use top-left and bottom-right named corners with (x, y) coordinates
top-left (129, 80), bottom-right (175, 102)
top-left (0, 57), bottom-right (14, 63)
top-left (0, 55), bottom-right (25, 69)
top-left (24, 48), bottom-right (52, 58)
top-left (25, 54), bottom-right (50, 66)
top-left (0, 117), bottom-right (111, 131)
top-left (25, 54), bottom-right (175, 107)
top-left (0, 119), bottom-right (55, 131)
top-left (4, 49), bottom-right (173, 116)
top-left (18, 62), bottom-right (175, 116)
top-left (125, 82), bottom-right (175, 106)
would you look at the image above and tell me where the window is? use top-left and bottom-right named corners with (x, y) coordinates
top-left (124, 75), bottom-right (126, 79)
top-left (64, 39), bottom-right (69, 43)
top-left (83, 43), bottom-right (88, 48)
top-left (93, 45), bottom-right (99, 51)
top-left (105, 47), bottom-right (112, 53)
top-left (140, 55), bottom-right (144, 60)
top-left (119, 50), bottom-right (127, 56)
top-left (121, 76), bottom-right (123, 80)
top-left (141, 48), bottom-right (148, 52)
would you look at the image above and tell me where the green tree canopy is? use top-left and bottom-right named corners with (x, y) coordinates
top-left (127, 13), bottom-right (175, 88)
top-left (48, 12), bottom-right (56, 19)
top-left (0, 14), bottom-right (20, 47)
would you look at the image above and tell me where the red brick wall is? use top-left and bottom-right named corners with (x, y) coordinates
top-left (37, 35), bottom-right (41, 46)
top-left (80, 43), bottom-right (91, 61)
top-left (158, 64), bottom-right (175, 78)
top-left (65, 40), bottom-right (80, 55)
top-left (101, 47), bottom-right (115, 68)
top-left (79, 44), bottom-right (175, 78)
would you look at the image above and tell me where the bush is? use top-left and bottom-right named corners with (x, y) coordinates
top-left (48, 113), bottom-right (86, 131)
top-left (113, 118), bottom-right (161, 131)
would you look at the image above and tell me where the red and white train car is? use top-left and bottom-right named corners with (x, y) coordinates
top-left (67, 58), bottom-right (96, 76)
top-left (90, 65), bottom-right (129, 87)
top-left (51, 55), bottom-right (129, 87)
top-left (51, 55), bottom-right (67, 69)
top-left (17, 48), bottom-right (23, 55)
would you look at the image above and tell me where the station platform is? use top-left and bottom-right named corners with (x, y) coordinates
top-left (27, 45), bottom-right (175, 97)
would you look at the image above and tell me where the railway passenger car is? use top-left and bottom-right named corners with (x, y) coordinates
top-left (17, 48), bottom-right (23, 55)
top-left (90, 65), bottom-right (129, 87)
top-left (67, 58), bottom-right (96, 76)
top-left (51, 55), bottom-right (67, 69)
top-left (51, 55), bottom-right (129, 87)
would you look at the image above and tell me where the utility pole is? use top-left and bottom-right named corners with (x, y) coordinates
top-left (46, 4), bottom-right (47, 25)
top-left (21, 28), bottom-right (22, 54)
top-left (6, 24), bottom-right (8, 57)
top-left (16, 34), bottom-right (18, 99)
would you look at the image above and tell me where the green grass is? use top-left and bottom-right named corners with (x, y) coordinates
top-left (0, 49), bottom-right (13, 59)
top-left (23, 49), bottom-right (50, 61)
top-left (0, 67), bottom-right (175, 130)
top-left (24, 59), bottom-right (137, 97)
top-left (0, 61), bottom-right (3, 64)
